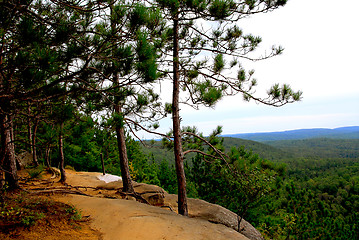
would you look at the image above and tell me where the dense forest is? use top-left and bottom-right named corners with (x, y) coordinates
top-left (1, 1), bottom-right (357, 239)
top-left (142, 135), bottom-right (359, 239)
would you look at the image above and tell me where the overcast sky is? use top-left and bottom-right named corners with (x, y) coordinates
top-left (140, 0), bottom-right (359, 139)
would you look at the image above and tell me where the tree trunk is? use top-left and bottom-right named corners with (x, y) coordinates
top-left (45, 145), bottom-right (51, 168)
top-left (0, 112), bottom-right (19, 189)
top-left (58, 122), bottom-right (66, 183)
top-left (110, 3), bottom-right (133, 194)
top-left (172, 16), bottom-right (188, 216)
top-left (32, 117), bottom-right (39, 166)
top-left (0, 33), bottom-right (18, 189)
top-left (27, 105), bottom-right (33, 155)
top-left (101, 153), bottom-right (105, 175)
top-left (114, 105), bottom-right (134, 193)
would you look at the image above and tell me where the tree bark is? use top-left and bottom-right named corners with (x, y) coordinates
top-left (32, 117), bottom-right (39, 166)
top-left (0, 43), bottom-right (18, 189)
top-left (27, 105), bottom-right (33, 155)
top-left (58, 122), bottom-right (66, 183)
top-left (115, 105), bottom-right (134, 193)
top-left (172, 16), bottom-right (188, 216)
top-left (45, 145), bottom-right (51, 168)
top-left (101, 153), bottom-right (105, 175)
top-left (0, 111), bottom-right (19, 189)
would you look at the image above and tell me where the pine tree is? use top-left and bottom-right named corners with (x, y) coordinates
top-left (154, 0), bottom-right (302, 215)
top-left (78, 1), bottom-right (164, 193)
top-left (0, 0), bottom-right (96, 188)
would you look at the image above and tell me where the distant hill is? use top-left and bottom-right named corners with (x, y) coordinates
top-left (223, 137), bottom-right (359, 161)
top-left (222, 137), bottom-right (293, 161)
top-left (266, 138), bottom-right (359, 159)
top-left (141, 135), bottom-right (359, 164)
top-left (140, 138), bottom-right (290, 164)
top-left (222, 126), bottom-right (359, 142)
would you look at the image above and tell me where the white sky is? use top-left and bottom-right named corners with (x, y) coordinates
top-left (139, 0), bottom-right (359, 139)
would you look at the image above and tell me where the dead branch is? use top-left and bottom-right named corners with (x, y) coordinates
top-left (182, 131), bottom-right (237, 174)
top-left (124, 118), bottom-right (173, 142)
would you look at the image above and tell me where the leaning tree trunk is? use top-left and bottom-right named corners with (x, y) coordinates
top-left (58, 122), bottom-right (66, 183)
top-left (172, 16), bottom-right (188, 216)
top-left (0, 111), bottom-right (19, 189)
top-left (114, 105), bottom-right (134, 193)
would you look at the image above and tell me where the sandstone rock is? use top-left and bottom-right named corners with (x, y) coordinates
top-left (97, 180), bottom-right (166, 206)
top-left (97, 180), bottom-right (123, 190)
top-left (164, 194), bottom-right (264, 240)
top-left (67, 170), bottom-right (263, 240)
top-left (134, 183), bottom-right (166, 206)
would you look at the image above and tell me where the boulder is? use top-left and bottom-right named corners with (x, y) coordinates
top-left (97, 180), bottom-right (166, 206)
top-left (16, 151), bottom-right (34, 168)
top-left (133, 183), bottom-right (166, 206)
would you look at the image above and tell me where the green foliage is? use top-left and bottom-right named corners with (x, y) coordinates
top-left (136, 31), bottom-right (159, 83)
top-left (53, 103), bottom-right (75, 123)
top-left (26, 165), bottom-right (44, 179)
top-left (65, 205), bottom-right (82, 221)
top-left (157, 160), bottom-right (178, 194)
top-left (0, 192), bottom-right (82, 228)
top-left (126, 138), bottom-right (160, 186)
top-left (129, 4), bottom-right (151, 30)
top-left (213, 54), bottom-right (225, 73)
top-left (256, 178), bottom-right (359, 240)
top-left (209, 0), bottom-right (236, 20)
top-left (267, 138), bottom-right (359, 160)
top-left (113, 46), bottom-right (134, 76)
top-left (63, 115), bottom-right (102, 172)
top-left (188, 143), bottom-right (281, 222)
top-left (164, 103), bottom-right (173, 114)
top-left (112, 112), bottom-right (125, 129)
top-left (139, 134), bottom-right (359, 239)
top-left (196, 81), bottom-right (223, 106)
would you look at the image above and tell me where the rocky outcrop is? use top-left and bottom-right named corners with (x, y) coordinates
top-left (68, 171), bottom-right (263, 240)
top-left (189, 198), bottom-right (264, 240)
top-left (96, 180), bottom-right (166, 206)
top-left (163, 194), bottom-right (264, 240)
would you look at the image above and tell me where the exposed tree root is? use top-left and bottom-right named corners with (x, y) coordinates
top-left (27, 188), bottom-right (93, 197)
top-left (161, 205), bottom-right (175, 212)
top-left (117, 191), bottom-right (150, 204)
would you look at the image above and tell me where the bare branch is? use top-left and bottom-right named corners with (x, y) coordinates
top-left (124, 118), bottom-right (172, 141)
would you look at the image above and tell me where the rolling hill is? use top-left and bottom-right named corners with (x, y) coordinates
top-left (222, 126), bottom-right (359, 142)
top-left (141, 134), bottom-right (359, 165)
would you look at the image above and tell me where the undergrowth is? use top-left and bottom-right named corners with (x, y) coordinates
top-left (0, 190), bottom-right (82, 230)
top-left (26, 165), bottom-right (45, 179)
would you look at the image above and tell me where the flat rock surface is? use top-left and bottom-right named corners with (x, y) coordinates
top-left (57, 194), bottom-right (249, 240)
top-left (55, 170), bottom-right (250, 240)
